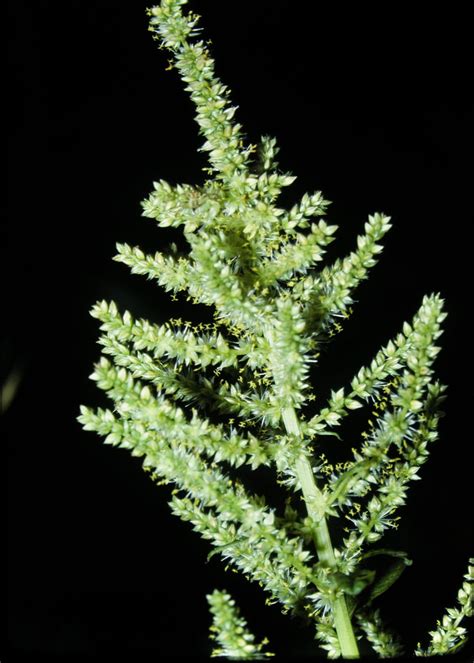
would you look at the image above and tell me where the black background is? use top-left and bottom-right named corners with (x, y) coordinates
top-left (5, 0), bottom-right (473, 660)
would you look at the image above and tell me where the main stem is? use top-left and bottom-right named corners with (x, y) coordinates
top-left (282, 406), bottom-right (360, 659)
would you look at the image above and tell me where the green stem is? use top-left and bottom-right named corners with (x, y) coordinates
top-left (282, 406), bottom-right (360, 659)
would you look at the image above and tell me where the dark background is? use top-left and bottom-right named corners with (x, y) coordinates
top-left (5, 0), bottom-right (473, 660)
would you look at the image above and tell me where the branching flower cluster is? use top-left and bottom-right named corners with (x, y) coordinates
top-left (79, 0), bottom-right (473, 657)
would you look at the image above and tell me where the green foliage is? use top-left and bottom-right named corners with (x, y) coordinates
top-left (79, 0), bottom-right (473, 658)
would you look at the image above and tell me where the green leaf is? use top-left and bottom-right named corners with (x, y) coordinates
top-left (360, 548), bottom-right (413, 564)
top-left (366, 559), bottom-right (408, 605)
top-left (354, 549), bottom-right (413, 607)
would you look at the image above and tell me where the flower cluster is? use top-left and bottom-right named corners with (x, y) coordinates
top-left (79, 0), bottom-right (472, 658)
top-left (415, 558), bottom-right (474, 656)
top-left (356, 608), bottom-right (403, 658)
top-left (207, 589), bottom-right (274, 659)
